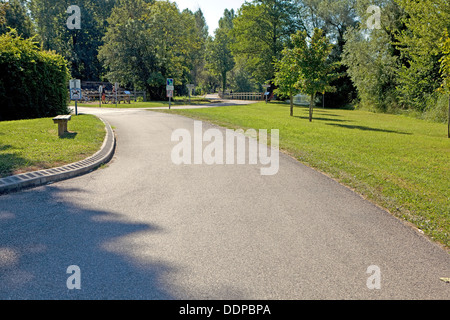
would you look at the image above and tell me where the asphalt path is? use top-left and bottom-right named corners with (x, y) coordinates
top-left (0, 105), bottom-right (448, 300)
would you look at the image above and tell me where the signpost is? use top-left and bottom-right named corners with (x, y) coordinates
top-left (167, 78), bottom-right (174, 109)
top-left (263, 84), bottom-right (271, 104)
top-left (114, 82), bottom-right (119, 108)
top-left (70, 79), bottom-right (82, 115)
top-left (99, 85), bottom-right (103, 108)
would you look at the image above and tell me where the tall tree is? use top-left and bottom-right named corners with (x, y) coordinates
top-left (190, 9), bottom-right (209, 88)
top-left (206, 9), bottom-right (235, 94)
top-left (292, 28), bottom-right (336, 122)
top-left (99, 0), bottom-right (200, 99)
top-left (29, 0), bottom-right (117, 80)
top-left (0, 2), bottom-right (7, 26)
top-left (274, 46), bottom-right (300, 116)
top-left (342, 0), bottom-right (405, 112)
top-left (439, 30), bottom-right (450, 138)
top-left (394, 0), bottom-right (450, 112)
top-left (299, 0), bottom-right (359, 107)
top-left (230, 0), bottom-right (304, 84)
top-left (0, 0), bottom-right (35, 38)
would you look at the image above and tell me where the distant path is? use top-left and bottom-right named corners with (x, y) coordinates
top-left (151, 94), bottom-right (258, 110)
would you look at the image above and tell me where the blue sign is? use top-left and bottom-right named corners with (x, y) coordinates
top-left (70, 88), bottom-right (82, 100)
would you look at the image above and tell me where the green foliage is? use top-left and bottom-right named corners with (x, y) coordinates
top-left (29, 0), bottom-right (117, 80)
top-left (440, 30), bottom-right (450, 93)
top-left (439, 29), bottom-right (450, 137)
top-left (99, 0), bottom-right (204, 99)
top-left (394, 0), bottom-right (450, 112)
top-left (0, 30), bottom-right (70, 121)
top-left (291, 28), bottom-right (337, 121)
top-left (206, 9), bottom-right (235, 94)
top-left (274, 46), bottom-right (299, 116)
top-left (0, 0), bottom-right (35, 39)
top-left (230, 0), bottom-right (303, 83)
top-left (343, 25), bottom-right (400, 112)
top-left (0, 2), bottom-right (7, 26)
top-left (189, 9), bottom-right (210, 88)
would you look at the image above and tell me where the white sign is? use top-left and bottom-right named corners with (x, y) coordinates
top-left (70, 79), bottom-right (81, 89)
top-left (167, 90), bottom-right (173, 98)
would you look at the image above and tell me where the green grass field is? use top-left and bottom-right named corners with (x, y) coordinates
top-left (155, 101), bottom-right (450, 248)
top-left (69, 96), bottom-right (216, 109)
top-left (0, 115), bottom-right (106, 178)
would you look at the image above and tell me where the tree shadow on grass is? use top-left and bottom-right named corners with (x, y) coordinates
top-left (0, 186), bottom-right (177, 300)
top-left (0, 144), bottom-right (28, 178)
top-left (294, 116), bottom-right (352, 123)
top-left (59, 132), bottom-right (78, 140)
top-left (325, 123), bottom-right (413, 135)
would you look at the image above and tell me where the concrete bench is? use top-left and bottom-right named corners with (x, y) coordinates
top-left (53, 115), bottom-right (72, 137)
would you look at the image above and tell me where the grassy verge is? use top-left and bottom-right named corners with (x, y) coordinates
top-left (154, 101), bottom-right (450, 249)
top-left (0, 115), bottom-right (106, 178)
top-left (70, 96), bottom-right (216, 109)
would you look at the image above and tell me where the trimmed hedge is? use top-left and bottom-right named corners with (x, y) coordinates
top-left (0, 30), bottom-right (70, 121)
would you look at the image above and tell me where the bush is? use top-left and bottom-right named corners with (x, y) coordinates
top-left (0, 30), bottom-right (70, 121)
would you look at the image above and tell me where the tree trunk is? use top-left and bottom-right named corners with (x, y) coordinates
top-left (222, 71), bottom-right (227, 95)
top-left (290, 93), bottom-right (293, 117)
top-left (309, 93), bottom-right (315, 122)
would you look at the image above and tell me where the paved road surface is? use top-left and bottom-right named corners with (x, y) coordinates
top-left (0, 106), bottom-right (448, 300)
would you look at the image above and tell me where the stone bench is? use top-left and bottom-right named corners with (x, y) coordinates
top-left (53, 115), bottom-right (72, 137)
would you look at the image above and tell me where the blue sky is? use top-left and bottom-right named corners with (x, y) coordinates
top-left (173, 0), bottom-right (248, 36)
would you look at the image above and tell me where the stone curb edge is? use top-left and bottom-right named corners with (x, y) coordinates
top-left (0, 117), bottom-right (116, 195)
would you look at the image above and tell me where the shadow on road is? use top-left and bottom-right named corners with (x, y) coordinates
top-left (0, 186), bottom-right (176, 300)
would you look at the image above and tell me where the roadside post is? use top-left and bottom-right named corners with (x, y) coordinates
top-left (99, 85), bottom-right (102, 108)
top-left (263, 84), bottom-right (271, 104)
top-left (187, 84), bottom-right (195, 105)
top-left (70, 79), bottom-right (82, 115)
top-left (115, 82), bottom-right (119, 108)
top-left (167, 78), bottom-right (174, 109)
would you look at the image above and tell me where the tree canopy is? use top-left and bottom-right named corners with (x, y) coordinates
top-left (0, 0), bottom-right (447, 128)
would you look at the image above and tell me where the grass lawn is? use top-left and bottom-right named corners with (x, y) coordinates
top-left (154, 101), bottom-right (450, 249)
top-left (69, 96), bottom-right (216, 109)
top-left (0, 115), bottom-right (106, 178)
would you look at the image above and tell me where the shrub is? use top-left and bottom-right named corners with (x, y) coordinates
top-left (0, 30), bottom-right (70, 121)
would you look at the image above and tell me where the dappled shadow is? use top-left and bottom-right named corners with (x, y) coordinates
top-left (0, 186), bottom-right (176, 300)
top-left (0, 144), bottom-right (28, 178)
top-left (325, 123), bottom-right (412, 135)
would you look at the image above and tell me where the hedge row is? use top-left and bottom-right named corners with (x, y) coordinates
top-left (0, 30), bottom-right (70, 121)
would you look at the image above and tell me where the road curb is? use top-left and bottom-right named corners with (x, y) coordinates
top-left (0, 117), bottom-right (116, 195)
